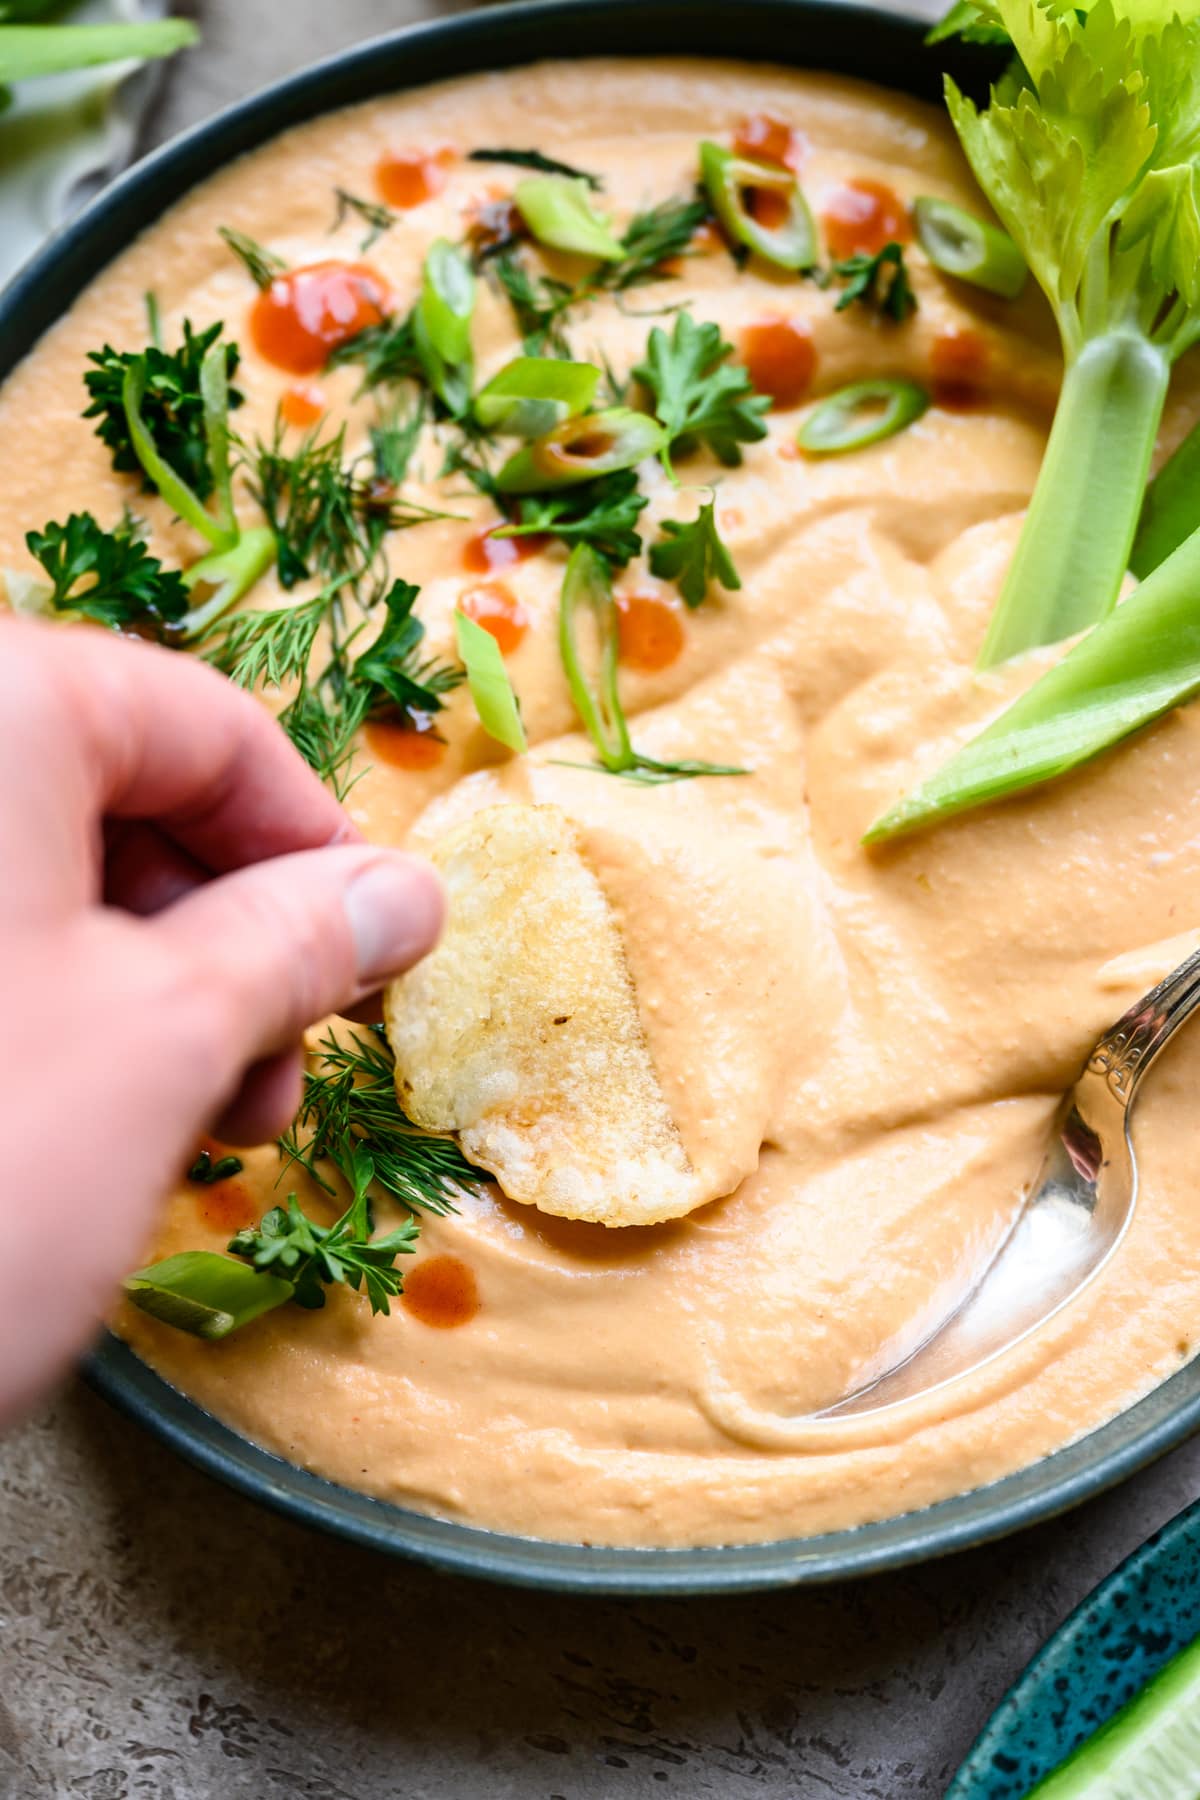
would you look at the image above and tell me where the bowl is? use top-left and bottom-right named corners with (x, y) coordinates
top-left (10, 0), bottom-right (1200, 1592)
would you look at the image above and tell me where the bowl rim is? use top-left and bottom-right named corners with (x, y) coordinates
top-left (11, 0), bottom-right (1199, 1592)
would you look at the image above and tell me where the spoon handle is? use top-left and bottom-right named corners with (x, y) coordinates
top-left (1087, 944), bottom-right (1200, 1107)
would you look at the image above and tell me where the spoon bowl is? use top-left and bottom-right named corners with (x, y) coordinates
top-left (822, 946), bottom-right (1200, 1419)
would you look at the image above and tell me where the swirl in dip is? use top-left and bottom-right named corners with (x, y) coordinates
top-left (4, 56), bottom-right (1200, 1550)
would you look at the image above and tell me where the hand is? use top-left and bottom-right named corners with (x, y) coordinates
top-left (0, 619), bottom-right (443, 1423)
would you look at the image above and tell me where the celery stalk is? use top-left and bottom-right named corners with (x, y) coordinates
top-left (1131, 415), bottom-right (1200, 577)
top-left (977, 335), bottom-right (1169, 666)
top-left (0, 20), bottom-right (197, 81)
top-left (866, 520), bottom-right (1200, 841)
top-left (937, 0), bottom-right (1200, 670)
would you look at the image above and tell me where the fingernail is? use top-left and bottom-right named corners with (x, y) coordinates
top-left (344, 856), bottom-right (444, 984)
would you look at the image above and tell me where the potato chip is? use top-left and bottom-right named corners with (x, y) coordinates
top-left (384, 803), bottom-right (703, 1226)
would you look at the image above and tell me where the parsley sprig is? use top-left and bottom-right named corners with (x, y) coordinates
top-left (495, 469), bottom-right (648, 568)
top-left (633, 313), bottom-right (770, 478)
top-left (24, 512), bottom-right (189, 633)
top-left (230, 1147), bottom-right (419, 1316)
top-left (832, 242), bottom-right (917, 321)
top-left (649, 494), bottom-right (741, 607)
top-left (83, 321), bottom-right (243, 505)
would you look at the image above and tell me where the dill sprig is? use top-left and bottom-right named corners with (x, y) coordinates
top-left (467, 146), bottom-right (603, 188)
top-left (331, 187), bottom-right (398, 252)
top-left (201, 590), bottom-right (329, 690)
top-left (219, 226), bottom-right (287, 291)
top-left (279, 1026), bottom-right (479, 1216)
top-left (487, 195), bottom-right (711, 355)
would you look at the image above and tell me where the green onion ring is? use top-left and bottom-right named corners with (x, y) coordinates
top-left (797, 379), bottom-right (929, 456)
top-left (912, 196), bottom-right (1026, 299)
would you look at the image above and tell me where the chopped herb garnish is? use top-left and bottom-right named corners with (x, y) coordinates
top-left (331, 186), bottom-right (398, 251)
top-left (832, 242), bottom-right (917, 321)
top-left (353, 578), bottom-right (465, 720)
top-left (24, 512), bottom-right (189, 632)
top-left (279, 1025), bottom-right (478, 1216)
top-left (633, 312), bottom-right (770, 477)
top-left (329, 313), bottom-right (424, 389)
top-left (370, 396), bottom-right (424, 488)
top-left (218, 226), bottom-right (287, 291)
top-left (494, 468), bottom-right (648, 568)
top-left (558, 543), bottom-right (747, 783)
top-left (201, 590), bottom-right (329, 691)
top-left (278, 674), bottom-right (372, 799)
top-left (606, 196), bottom-right (712, 291)
top-left (83, 321), bottom-right (243, 506)
top-left (488, 249), bottom-right (576, 357)
top-left (187, 1149), bottom-right (245, 1185)
top-left (230, 1146), bottom-right (418, 1316)
top-left (649, 494), bottom-right (740, 607)
top-left (467, 146), bottom-right (604, 189)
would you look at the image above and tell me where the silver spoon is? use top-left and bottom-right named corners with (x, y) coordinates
top-left (822, 943), bottom-right (1200, 1420)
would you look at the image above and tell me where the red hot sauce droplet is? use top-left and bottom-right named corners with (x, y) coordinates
top-left (740, 316), bottom-right (817, 408)
top-left (616, 588), bottom-right (686, 672)
top-left (822, 179), bottom-right (911, 260)
top-left (376, 146), bottom-right (455, 209)
top-left (403, 1255), bottom-right (480, 1328)
top-left (459, 582), bottom-right (530, 655)
top-left (363, 717), bottom-right (447, 771)
top-left (251, 261), bottom-right (390, 374)
top-left (734, 112), bottom-right (807, 172)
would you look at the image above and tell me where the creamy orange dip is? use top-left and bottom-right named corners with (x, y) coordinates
top-left (5, 57), bottom-right (1200, 1548)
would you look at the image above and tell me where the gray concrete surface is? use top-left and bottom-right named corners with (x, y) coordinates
top-left (4, 4), bottom-right (1200, 1796)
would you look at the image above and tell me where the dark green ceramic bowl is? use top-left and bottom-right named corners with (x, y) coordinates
top-left (10, 0), bottom-right (1200, 1591)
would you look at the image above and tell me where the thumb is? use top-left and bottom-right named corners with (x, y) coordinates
top-left (148, 844), bottom-right (443, 1084)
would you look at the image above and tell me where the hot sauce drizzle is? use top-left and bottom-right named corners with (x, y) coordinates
top-left (930, 327), bottom-right (989, 410)
top-left (403, 1255), bottom-right (480, 1328)
top-left (376, 146), bottom-right (456, 209)
top-left (734, 113), bottom-right (807, 172)
top-left (251, 261), bottom-right (390, 374)
top-left (740, 316), bottom-right (817, 408)
top-left (280, 381), bottom-right (326, 428)
top-left (616, 588), bottom-right (686, 672)
top-left (822, 179), bottom-right (911, 260)
top-left (458, 582), bottom-right (530, 655)
top-left (460, 525), bottom-right (547, 574)
top-left (363, 717), bottom-right (447, 770)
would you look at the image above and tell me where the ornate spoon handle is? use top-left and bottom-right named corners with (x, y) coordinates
top-left (1087, 944), bottom-right (1200, 1108)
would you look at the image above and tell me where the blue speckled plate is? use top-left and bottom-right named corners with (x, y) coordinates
top-left (947, 1498), bottom-right (1200, 1798)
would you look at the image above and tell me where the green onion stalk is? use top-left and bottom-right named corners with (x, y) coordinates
top-left (122, 343), bottom-right (275, 638)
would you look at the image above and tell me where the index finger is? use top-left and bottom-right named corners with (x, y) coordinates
top-left (14, 618), bottom-right (358, 873)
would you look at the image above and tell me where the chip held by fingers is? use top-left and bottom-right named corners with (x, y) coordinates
top-left (383, 802), bottom-right (704, 1226)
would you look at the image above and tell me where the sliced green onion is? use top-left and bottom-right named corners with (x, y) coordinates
top-left (123, 1251), bottom-right (294, 1340)
top-left (496, 407), bottom-right (668, 493)
top-left (698, 140), bottom-right (816, 272)
top-left (513, 175), bottom-right (624, 262)
top-left (178, 526), bottom-right (277, 640)
top-left (797, 379), bottom-right (929, 456)
top-left (560, 543), bottom-right (630, 771)
top-left (419, 238), bottom-right (475, 365)
top-left (913, 196), bottom-right (1026, 298)
top-left (558, 544), bottom-right (745, 783)
top-left (0, 19), bottom-right (197, 81)
top-left (865, 515), bottom-right (1200, 842)
top-left (123, 361), bottom-right (237, 553)
top-left (1131, 415), bottom-right (1200, 578)
top-left (475, 355), bottom-right (601, 438)
top-left (454, 610), bottom-right (528, 754)
top-left (200, 341), bottom-right (237, 539)
top-left (414, 239), bottom-right (475, 415)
